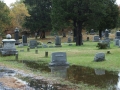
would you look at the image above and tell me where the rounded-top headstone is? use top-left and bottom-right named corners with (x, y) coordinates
top-left (6, 34), bottom-right (11, 39)
top-left (14, 27), bottom-right (19, 32)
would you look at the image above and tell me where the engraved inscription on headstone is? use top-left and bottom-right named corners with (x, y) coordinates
top-left (49, 52), bottom-right (69, 66)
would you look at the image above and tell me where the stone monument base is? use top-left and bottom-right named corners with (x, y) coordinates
top-left (0, 49), bottom-right (18, 56)
top-left (49, 62), bottom-right (69, 66)
top-left (55, 45), bottom-right (62, 47)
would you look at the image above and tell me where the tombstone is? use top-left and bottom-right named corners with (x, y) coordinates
top-left (49, 52), bottom-right (69, 66)
top-left (93, 35), bottom-right (100, 42)
top-left (18, 43), bottom-right (23, 48)
top-left (22, 35), bottom-right (28, 46)
top-left (42, 44), bottom-right (48, 48)
top-left (94, 52), bottom-right (105, 62)
top-left (115, 31), bottom-right (120, 39)
top-left (104, 29), bottom-right (109, 39)
top-left (0, 34), bottom-right (18, 55)
top-left (115, 31), bottom-right (120, 46)
top-left (94, 69), bottom-right (105, 75)
top-left (115, 39), bottom-right (119, 46)
top-left (37, 45), bottom-right (42, 48)
top-left (29, 40), bottom-right (37, 49)
top-left (119, 40), bottom-right (120, 47)
top-left (67, 37), bottom-right (71, 43)
top-left (90, 29), bottom-right (95, 35)
top-left (49, 66), bottom-right (69, 78)
top-left (14, 27), bottom-right (20, 45)
top-left (55, 36), bottom-right (62, 47)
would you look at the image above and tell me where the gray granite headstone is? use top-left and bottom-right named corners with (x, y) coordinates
top-left (115, 31), bottom-right (120, 39)
top-left (94, 52), bottom-right (105, 62)
top-left (94, 69), bottom-right (105, 75)
top-left (93, 36), bottom-right (100, 42)
top-left (37, 45), bottom-right (42, 48)
top-left (90, 29), bottom-right (95, 35)
top-left (14, 27), bottom-right (20, 45)
top-left (119, 40), bottom-right (120, 47)
top-left (29, 40), bottom-right (37, 49)
top-left (104, 29), bottom-right (109, 39)
top-left (18, 43), bottom-right (23, 48)
top-left (22, 35), bottom-right (28, 46)
top-left (0, 34), bottom-right (18, 55)
top-left (67, 37), bottom-right (71, 43)
top-left (49, 52), bottom-right (69, 66)
top-left (55, 36), bottom-right (62, 47)
top-left (42, 44), bottom-right (48, 48)
top-left (115, 39), bottom-right (119, 46)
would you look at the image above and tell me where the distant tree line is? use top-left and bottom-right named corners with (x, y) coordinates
top-left (0, 0), bottom-right (119, 46)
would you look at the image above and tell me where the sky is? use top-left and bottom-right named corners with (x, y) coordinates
top-left (3, 0), bottom-right (120, 6)
top-left (4, 0), bottom-right (17, 6)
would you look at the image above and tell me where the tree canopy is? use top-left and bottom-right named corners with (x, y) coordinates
top-left (51, 0), bottom-right (119, 45)
top-left (0, 1), bottom-right (11, 35)
top-left (23, 0), bottom-right (52, 34)
top-left (9, 1), bottom-right (30, 30)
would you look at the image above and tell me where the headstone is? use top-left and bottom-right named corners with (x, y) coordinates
top-left (90, 29), bottom-right (95, 35)
top-left (119, 40), bottom-right (120, 47)
top-left (94, 69), bottom-right (105, 75)
top-left (104, 29), bottom-right (109, 39)
top-left (37, 45), bottom-right (42, 48)
top-left (115, 39), bottom-right (119, 46)
top-left (67, 37), bottom-right (71, 43)
top-left (0, 34), bottom-right (18, 55)
top-left (55, 36), bottom-right (62, 47)
top-left (93, 35), bottom-right (100, 42)
top-left (14, 27), bottom-right (20, 45)
top-left (49, 66), bottom-right (69, 78)
top-left (18, 43), bottom-right (23, 48)
top-left (49, 52), bottom-right (69, 66)
top-left (29, 40), bottom-right (37, 49)
top-left (94, 52), bottom-right (105, 62)
top-left (115, 31), bottom-right (120, 46)
top-left (42, 44), bottom-right (48, 48)
top-left (22, 35), bottom-right (28, 46)
top-left (115, 31), bottom-right (120, 39)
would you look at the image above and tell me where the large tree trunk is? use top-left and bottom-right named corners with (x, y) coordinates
top-left (99, 30), bottom-right (102, 39)
top-left (76, 21), bottom-right (83, 46)
top-left (73, 20), bottom-right (77, 42)
top-left (40, 31), bottom-right (46, 39)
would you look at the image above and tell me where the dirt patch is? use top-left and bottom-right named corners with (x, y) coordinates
top-left (0, 76), bottom-right (26, 89)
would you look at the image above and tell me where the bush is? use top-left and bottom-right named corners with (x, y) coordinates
top-left (96, 43), bottom-right (108, 49)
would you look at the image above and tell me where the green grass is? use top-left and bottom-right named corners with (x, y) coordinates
top-left (0, 40), bottom-right (120, 90)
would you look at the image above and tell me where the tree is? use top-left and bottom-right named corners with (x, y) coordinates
top-left (23, 0), bottom-right (52, 38)
top-left (96, 0), bottom-right (119, 38)
top-left (0, 1), bottom-right (11, 35)
top-left (51, 0), bottom-right (119, 45)
top-left (116, 5), bottom-right (120, 29)
top-left (9, 1), bottom-right (30, 31)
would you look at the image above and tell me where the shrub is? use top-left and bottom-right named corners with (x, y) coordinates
top-left (96, 43), bottom-right (108, 49)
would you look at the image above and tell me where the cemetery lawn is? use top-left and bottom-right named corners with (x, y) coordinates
top-left (0, 37), bottom-right (119, 90)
